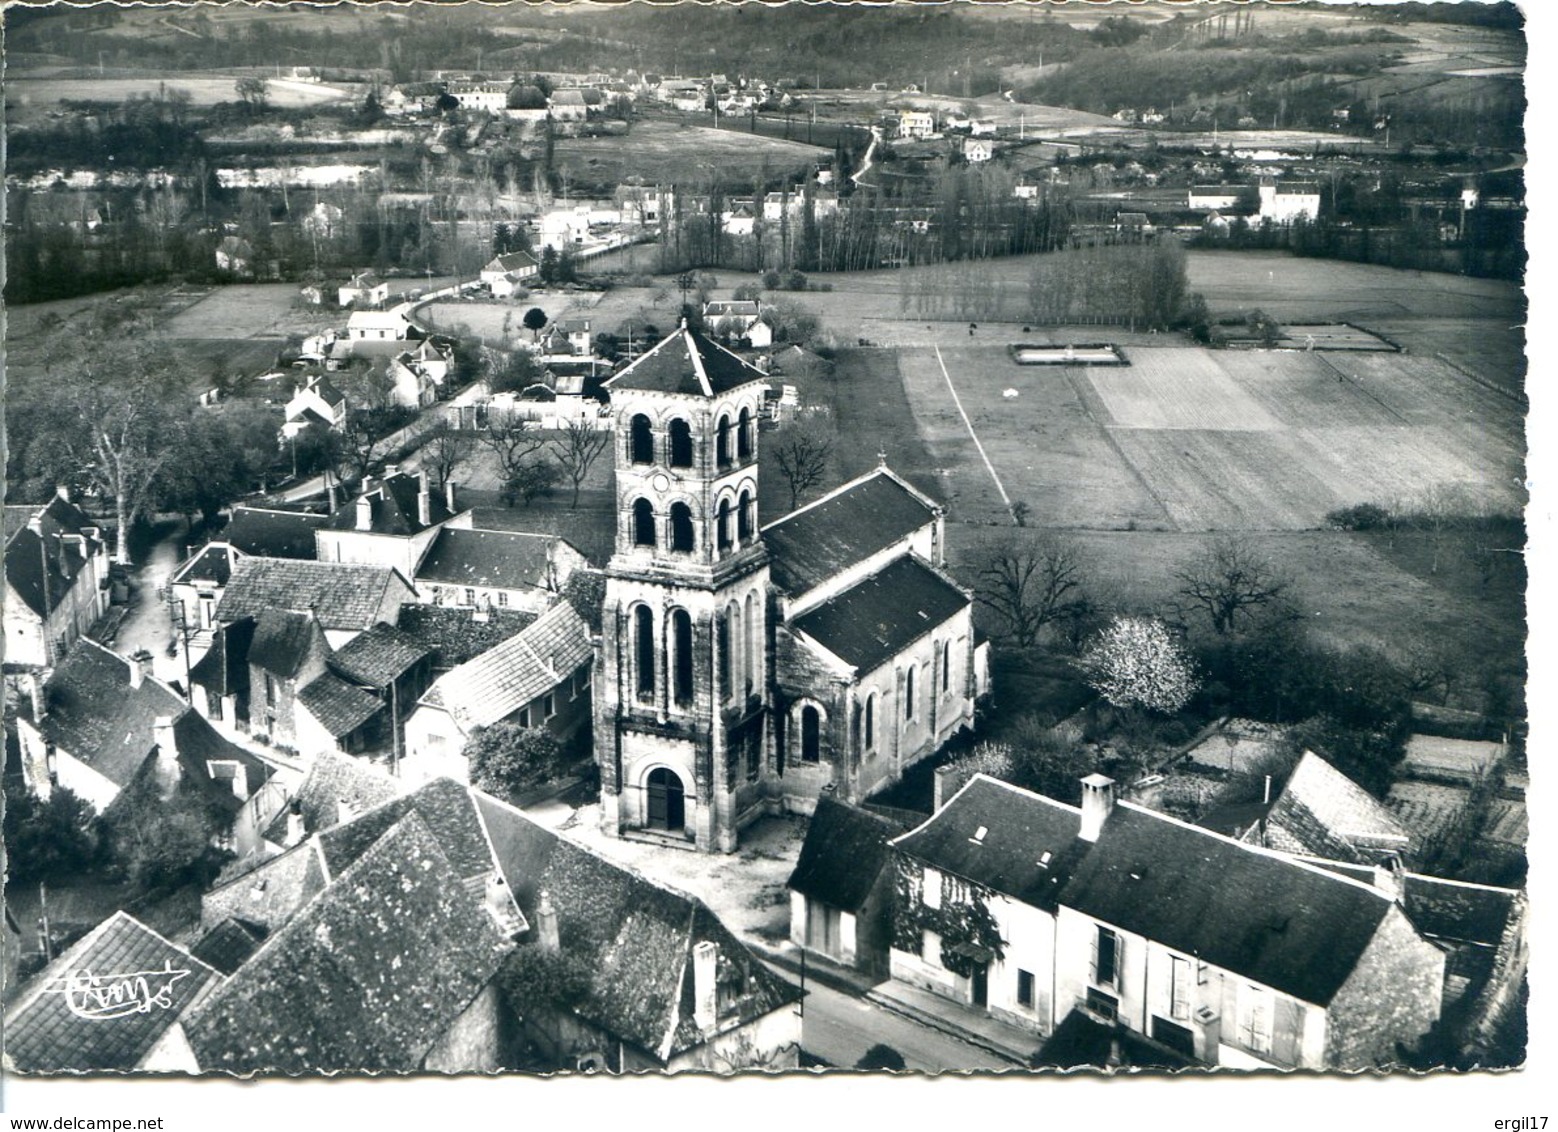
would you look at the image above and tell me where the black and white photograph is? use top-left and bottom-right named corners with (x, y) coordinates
top-left (0, 0), bottom-right (1542, 1118)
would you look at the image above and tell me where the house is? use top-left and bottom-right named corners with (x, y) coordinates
top-left (14, 640), bottom-right (282, 857)
top-left (963, 138), bottom-right (994, 164)
top-left (1189, 185), bottom-right (1243, 211)
top-left (256, 747), bottom-right (404, 852)
top-left (593, 327), bottom-right (981, 852)
top-left (387, 353), bottom-right (439, 409)
top-left (2, 912), bottom-right (224, 1073)
top-left (1115, 211), bottom-right (1152, 239)
top-left (302, 201), bottom-right (345, 241)
top-left (787, 797), bottom-right (902, 975)
top-left (338, 270), bottom-right (389, 308)
top-left (384, 82), bottom-right (444, 116)
top-left (3, 489), bottom-right (111, 670)
top-left (1052, 776), bottom-right (1444, 1070)
top-left (345, 308), bottom-right (412, 346)
top-left (1258, 177), bottom-right (1321, 224)
top-left (539, 207), bottom-right (590, 251)
top-left (481, 250), bottom-right (540, 297)
top-left (221, 506), bottom-right (327, 560)
top-left (970, 120), bottom-right (997, 137)
top-left (449, 81), bottom-right (511, 114)
top-left (1216, 750), bottom-right (1414, 867)
top-left (617, 184), bottom-right (674, 227)
top-left (297, 623), bottom-right (435, 758)
top-left (400, 337), bottom-right (453, 386)
top-left (402, 601), bottom-right (594, 783)
top-left (721, 204), bottom-right (757, 238)
top-left (897, 111), bottom-right (936, 140)
top-left (397, 603), bottom-right (540, 672)
top-left (190, 616), bottom-right (255, 731)
top-left (549, 88), bottom-right (590, 123)
top-left (215, 557), bottom-right (418, 649)
top-left (703, 299), bottom-right (772, 348)
top-left (888, 774), bottom-right (1084, 1035)
top-left (414, 528), bottom-right (588, 614)
top-left (539, 317), bottom-right (593, 358)
top-left (245, 609), bottom-right (334, 750)
top-left (315, 469), bottom-right (464, 578)
top-left (281, 374), bottom-right (347, 439)
top-left (215, 236), bottom-right (253, 274)
top-left (168, 542), bottom-right (244, 639)
top-left (1013, 182), bottom-right (1041, 201)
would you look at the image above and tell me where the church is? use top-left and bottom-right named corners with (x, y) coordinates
top-left (594, 325), bottom-right (984, 853)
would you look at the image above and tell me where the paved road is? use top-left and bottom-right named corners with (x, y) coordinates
top-left (768, 965), bottom-right (1017, 1073)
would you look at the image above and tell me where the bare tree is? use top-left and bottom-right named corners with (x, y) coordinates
top-left (1174, 536), bottom-right (1294, 635)
top-left (477, 412), bottom-right (550, 485)
top-left (974, 532), bottom-right (1086, 648)
top-left (771, 415), bottom-right (835, 510)
top-left (420, 418), bottom-right (473, 491)
top-left (235, 75), bottom-right (270, 112)
top-left (548, 417), bottom-right (611, 509)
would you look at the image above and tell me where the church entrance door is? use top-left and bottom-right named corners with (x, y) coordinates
top-left (647, 767), bottom-right (685, 832)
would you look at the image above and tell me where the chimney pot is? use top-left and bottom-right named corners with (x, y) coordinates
top-left (417, 485), bottom-right (432, 527)
top-left (537, 888), bottom-right (561, 952)
top-left (355, 495), bottom-right (374, 531)
top-left (1079, 773), bottom-right (1115, 843)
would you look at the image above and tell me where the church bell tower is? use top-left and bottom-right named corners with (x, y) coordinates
top-left (594, 326), bottom-right (773, 853)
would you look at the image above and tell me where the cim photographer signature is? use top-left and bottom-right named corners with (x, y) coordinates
top-left (42, 961), bottom-right (192, 1020)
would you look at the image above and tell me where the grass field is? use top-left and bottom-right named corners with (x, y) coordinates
top-left (553, 120), bottom-right (826, 188)
top-left (157, 284), bottom-right (341, 339)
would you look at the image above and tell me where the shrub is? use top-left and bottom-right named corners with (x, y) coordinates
top-left (1327, 502), bottom-right (1393, 530)
top-left (466, 723), bottom-right (568, 800)
top-left (2, 782), bottom-right (101, 883)
top-left (856, 1044), bottom-right (907, 1071)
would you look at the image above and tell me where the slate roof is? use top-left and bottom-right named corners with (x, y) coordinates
top-left (475, 793), bottom-right (802, 1061)
top-left (395, 604), bottom-right (538, 668)
top-left (1264, 751), bottom-right (1412, 863)
top-left (1060, 804), bottom-right (1393, 1006)
top-left (416, 529), bottom-right (573, 594)
top-left (200, 841), bottom-right (329, 935)
top-left (29, 641), bottom-right (189, 789)
top-left (4, 912), bottom-right (221, 1072)
top-left (704, 300), bottom-right (761, 319)
top-left (316, 777), bottom-right (496, 882)
top-left (170, 543), bottom-right (240, 589)
top-left (328, 623), bottom-right (431, 687)
top-left (217, 558), bottom-right (409, 633)
top-left (787, 797), bottom-right (901, 912)
top-left (222, 507), bottom-right (326, 560)
top-left (259, 749), bottom-right (403, 845)
top-left (486, 250), bottom-right (538, 274)
top-left (893, 776), bottom-right (1084, 910)
top-left (247, 609), bottom-right (329, 680)
top-left (169, 707), bottom-right (276, 801)
top-left (1402, 875), bottom-right (1519, 947)
top-left (417, 602), bottom-right (593, 733)
top-left (183, 813), bottom-right (514, 1074)
top-left (603, 327), bottom-right (768, 397)
top-left (324, 472), bottom-right (454, 536)
top-left (762, 469), bottom-right (938, 596)
top-left (190, 618), bottom-right (255, 698)
top-left (190, 918), bottom-right (267, 976)
top-left (791, 556), bottom-right (967, 674)
top-left (4, 496), bottom-right (105, 619)
top-left (297, 671), bottom-right (385, 738)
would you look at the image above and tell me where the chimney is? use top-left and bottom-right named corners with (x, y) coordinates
top-left (286, 798), bottom-right (306, 847)
top-left (693, 939), bottom-right (718, 1032)
top-left (1372, 854), bottom-right (1406, 905)
top-left (129, 653), bottom-right (152, 689)
top-left (55, 484), bottom-right (71, 504)
top-left (1079, 773), bottom-right (1116, 843)
top-left (26, 671), bottom-right (47, 723)
top-left (445, 479), bottom-right (458, 513)
top-left (355, 494), bottom-right (374, 531)
top-left (384, 463), bottom-right (401, 480)
top-left (417, 481), bottom-right (432, 527)
top-left (536, 889), bottom-right (560, 952)
top-left (152, 715), bottom-right (180, 800)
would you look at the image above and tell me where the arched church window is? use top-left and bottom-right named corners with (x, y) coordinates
top-left (737, 489), bottom-right (753, 541)
top-left (634, 606), bottom-right (655, 699)
top-left (669, 418), bottom-right (694, 468)
top-left (716, 414), bottom-right (733, 468)
top-left (737, 407), bottom-right (753, 459)
top-left (864, 693), bottom-right (876, 751)
top-left (672, 609), bottom-right (694, 706)
top-left (630, 414), bottom-right (654, 465)
top-left (717, 498), bottom-right (733, 552)
top-left (800, 705), bottom-right (821, 764)
top-left (633, 498), bottom-right (656, 547)
top-left (670, 502), bottom-right (695, 552)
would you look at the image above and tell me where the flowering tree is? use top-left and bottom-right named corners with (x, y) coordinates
top-left (1079, 617), bottom-right (1198, 714)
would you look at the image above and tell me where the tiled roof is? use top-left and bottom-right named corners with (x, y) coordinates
top-left (475, 793), bottom-right (801, 1060)
top-left (1264, 751), bottom-right (1412, 864)
top-left (297, 672), bottom-right (384, 739)
top-left (169, 707), bottom-right (275, 800)
top-left (201, 842), bottom-right (329, 935)
top-left (183, 813), bottom-right (515, 1074)
top-left (415, 529), bottom-right (566, 593)
top-left (32, 641), bottom-right (189, 789)
top-left (324, 472), bottom-right (454, 536)
top-left (4, 912), bottom-right (221, 1072)
top-left (791, 556), bottom-right (967, 674)
top-left (395, 604), bottom-right (538, 668)
top-left (488, 250), bottom-right (538, 274)
top-left (1402, 875), bottom-right (1519, 947)
top-left (893, 775), bottom-right (1084, 910)
top-left (4, 496), bottom-right (104, 620)
top-left (603, 327), bottom-right (768, 397)
top-left (787, 797), bottom-right (900, 912)
top-left (1060, 804), bottom-right (1392, 1006)
top-left (170, 543), bottom-right (240, 588)
top-left (328, 623), bottom-right (431, 688)
top-left (222, 507), bottom-right (326, 560)
top-left (259, 749), bottom-right (403, 845)
top-left (217, 558), bottom-right (409, 633)
top-left (190, 618), bottom-right (254, 697)
top-left (763, 469), bottom-right (938, 596)
top-left (316, 777), bottom-right (495, 882)
top-left (418, 602), bottom-right (592, 733)
top-left (704, 300), bottom-right (760, 318)
top-left (190, 918), bottom-right (267, 976)
top-left (248, 609), bottom-right (329, 681)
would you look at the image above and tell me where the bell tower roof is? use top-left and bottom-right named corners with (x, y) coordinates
top-left (603, 326), bottom-right (767, 398)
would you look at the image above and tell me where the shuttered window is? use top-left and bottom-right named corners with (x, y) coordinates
top-left (1092, 926), bottom-right (1120, 989)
